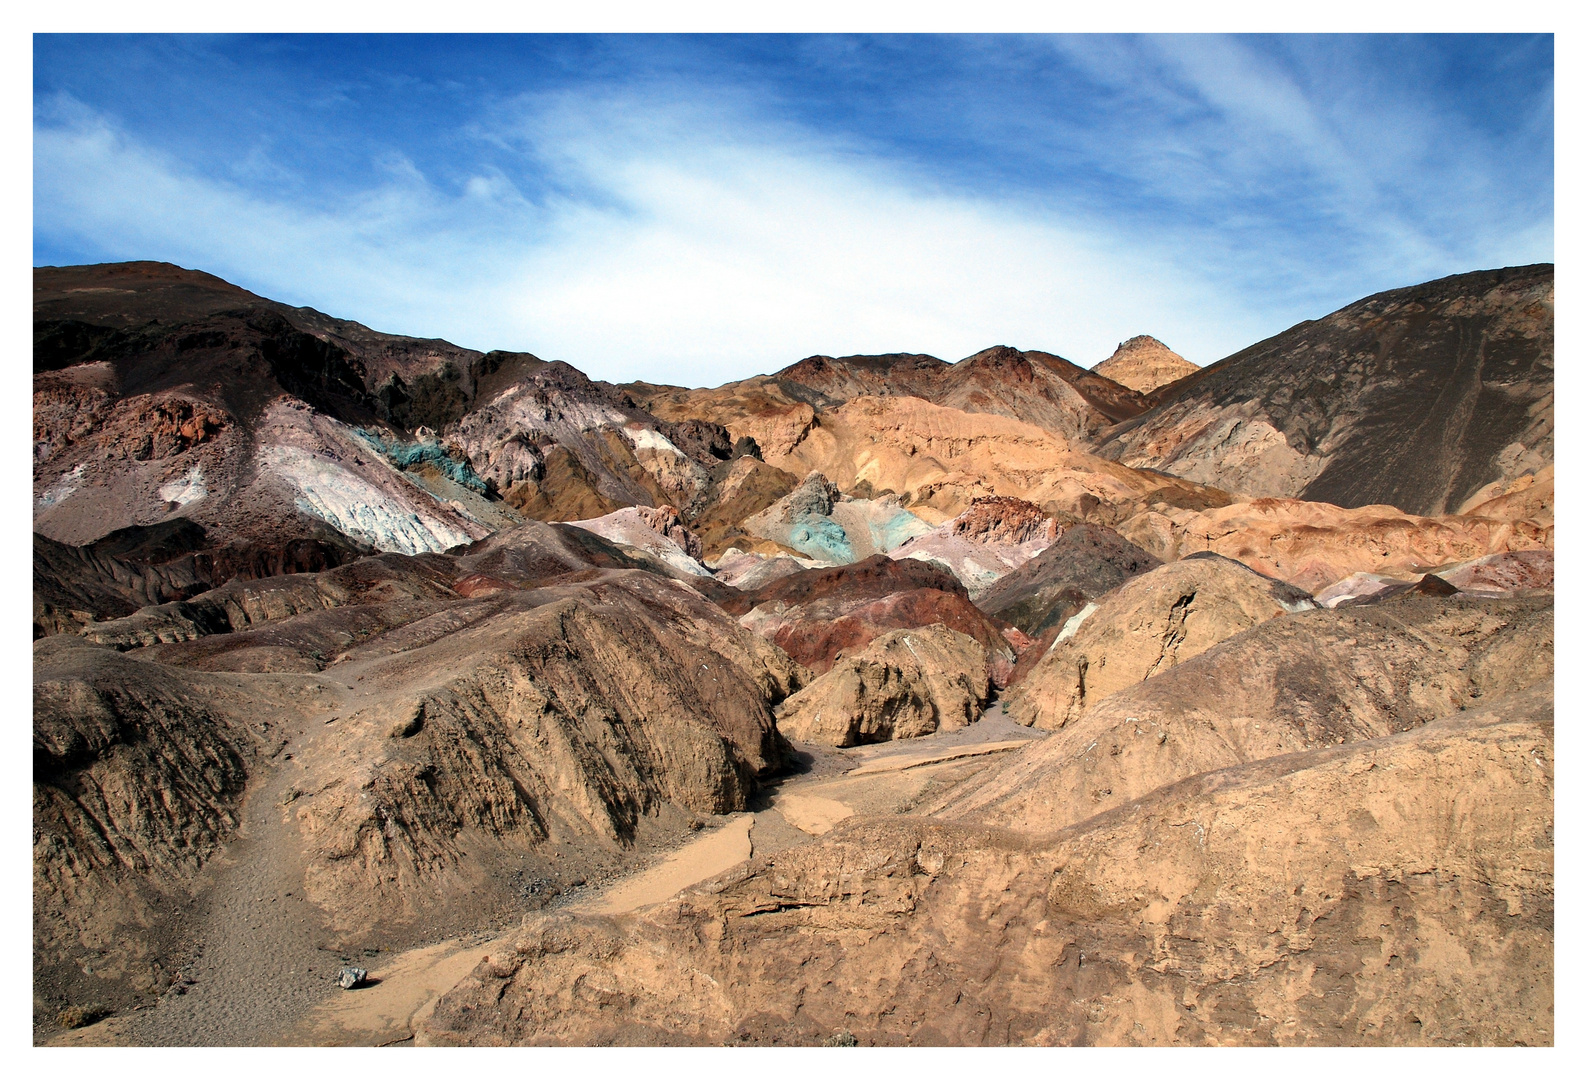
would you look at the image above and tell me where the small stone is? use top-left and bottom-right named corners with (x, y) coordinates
top-left (337, 966), bottom-right (367, 989)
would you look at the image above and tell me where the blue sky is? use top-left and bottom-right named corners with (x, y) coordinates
top-left (33, 34), bottom-right (1554, 386)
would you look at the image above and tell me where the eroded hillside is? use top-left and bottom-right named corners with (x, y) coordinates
top-left (35, 261), bottom-right (1553, 1046)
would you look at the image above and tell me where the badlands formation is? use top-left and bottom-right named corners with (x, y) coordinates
top-left (34, 261), bottom-right (1553, 1045)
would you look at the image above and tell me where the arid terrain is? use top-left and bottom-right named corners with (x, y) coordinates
top-left (35, 261), bottom-right (1553, 1046)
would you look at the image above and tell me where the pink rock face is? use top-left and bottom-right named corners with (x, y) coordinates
top-left (632, 504), bottom-right (705, 561)
top-left (890, 497), bottom-right (1064, 597)
top-left (947, 496), bottom-right (1061, 547)
top-left (1439, 550), bottom-right (1554, 594)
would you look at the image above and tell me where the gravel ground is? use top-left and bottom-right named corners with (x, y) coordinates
top-left (112, 732), bottom-right (348, 1046)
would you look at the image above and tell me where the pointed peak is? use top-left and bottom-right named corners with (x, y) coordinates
top-left (1094, 336), bottom-right (1199, 394)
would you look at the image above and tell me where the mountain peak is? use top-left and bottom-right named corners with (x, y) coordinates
top-left (1093, 335), bottom-right (1199, 394)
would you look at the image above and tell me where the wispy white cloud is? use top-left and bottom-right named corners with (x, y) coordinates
top-left (35, 89), bottom-right (1269, 385)
top-left (34, 35), bottom-right (1552, 389)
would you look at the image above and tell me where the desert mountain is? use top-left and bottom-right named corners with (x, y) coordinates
top-left (1091, 334), bottom-right (1198, 394)
top-left (34, 522), bottom-right (805, 1020)
top-left (34, 260), bottom-right (1554, 1046)
top-left (1096, 265), bottom-right (1554, 516)
top-left (33, 262), bottom-right (750, 577)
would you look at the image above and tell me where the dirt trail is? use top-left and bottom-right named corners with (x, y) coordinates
top-left (573, 815), bottom-right (754, 916)
top-left (292, 812), bottom-right (760, 1047)
top-left (82, 689), bottom-right (354, 1046)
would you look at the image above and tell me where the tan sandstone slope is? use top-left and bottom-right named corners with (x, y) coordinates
top-left (1004, 554), bottom-right (1316, 730)
top-left (941, 594), bottom-right (1552, 834)
top-left (420, 684), bottom-right (1552, 1046)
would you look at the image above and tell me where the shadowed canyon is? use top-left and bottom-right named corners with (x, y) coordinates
top-left (34, 261), bottom-right (1553, 1046)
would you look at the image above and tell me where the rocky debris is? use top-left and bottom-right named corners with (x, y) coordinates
top-left (1006, 553), bottom-right (1316, 730)
top-left (1091, 335), bottom-right (1199, 395)
top-left (1098, 265), bottom-right (1554, 517)
top-left (337, 967), bottom-right (367, 990)
top-left (973, 523), bottom-right (1161, 636)
top-left (889, 496), bottom-right (1063, 597)
top-left (940, 596), bottom-right (1552, 832)
top-left (420, 689), bottom-right (1552, 1046)
top-left (774, 625), bottom-right (991, 747)
top-left (1117, 491), bottom-right (1552, 594)
top-left (725, 555), bottom-right (1016, 681)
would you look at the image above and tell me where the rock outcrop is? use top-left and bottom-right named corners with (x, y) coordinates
top-left (889, 496), bottom-right (1062, 597)
top-left (942, 596), bottom-right (1552, 833)
top-left (1091, 335), bottom-right (1199, 394)
top-left (1117, 488), bottom-right (1552, 594)
top-left (630, 343), bottom-right (1149, 447)
top-left (1437, 549), bottom-right (1553, 595)
top-left (774, 625), bottom-right (991, 747)
top-left (1005, 554), bottom-right (1315, 730)
top-left (568, 506), bottom-right (710, 578)
top-left (33, 263), bottom-right (738, 577)
top-left (32, 524), bottom-right (810, 1014)
top-left (740, 471), bottom-right (932, 564)
top-left (34, 636), bottom-right (318, 1008)
top-left (686, 456), bottom-right (800, 559)
top-left (973, 523), bottom-right (1161, 636)
top-left (726, 555), bottom-right (1017, 681)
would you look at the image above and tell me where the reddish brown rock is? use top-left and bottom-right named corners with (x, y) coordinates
top-left (729, 555), bottom-right (1017, 682)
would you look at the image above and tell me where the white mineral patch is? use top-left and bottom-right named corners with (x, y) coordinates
top-left (570, 507), bottom-right (712, 578)
top-left (38, 464), bottom-right (86, 507)
top-left (623, 426), bottom-right (685, 457)
top-left (261, 444), bottom-right (473, 556)
top-left (158, 466), bottom-right (208, 507)
top-left (1052, 602), bottom-right (1100, 648)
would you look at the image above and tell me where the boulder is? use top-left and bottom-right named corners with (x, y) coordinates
top-left (774, 625), bottom-right (990, 747)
